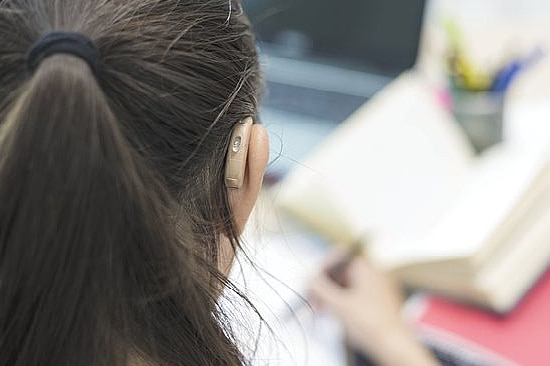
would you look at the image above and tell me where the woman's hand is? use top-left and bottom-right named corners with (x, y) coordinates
top-left (308, 254), bottom-right (439, 366)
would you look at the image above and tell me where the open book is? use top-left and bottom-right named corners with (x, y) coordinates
top-left (272, 71), bottom-right (550, 313)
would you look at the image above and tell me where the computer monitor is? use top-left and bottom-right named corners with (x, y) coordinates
top-left (242, 0), bottom-right (426, 76)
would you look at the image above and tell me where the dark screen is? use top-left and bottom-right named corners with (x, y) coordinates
top-left (242, 0), bottom-right (426, 75)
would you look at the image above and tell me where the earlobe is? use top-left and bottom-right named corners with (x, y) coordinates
top-left (225, 117), bottom-right (253, 189)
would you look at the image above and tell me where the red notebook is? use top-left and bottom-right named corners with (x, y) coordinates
top-left (406, 267), bottom-right (550, 366)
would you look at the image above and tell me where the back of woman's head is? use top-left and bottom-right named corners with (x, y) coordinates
top-left (0, 0), bottom-right (261, 365)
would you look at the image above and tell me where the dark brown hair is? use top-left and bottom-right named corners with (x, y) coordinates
top-left (0, 0), bottom-right (262, 365)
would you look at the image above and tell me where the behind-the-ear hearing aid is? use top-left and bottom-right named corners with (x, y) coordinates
top-left (225, 117), bottom-right (253, 188)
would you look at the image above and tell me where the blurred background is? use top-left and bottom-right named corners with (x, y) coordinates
top-left (231, 1), bottom-right (550, 365)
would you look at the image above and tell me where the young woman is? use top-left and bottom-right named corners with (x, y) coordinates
top-left (0, 0), bottom-right (438, 365)
top-left (0, 0), bottom-right (268, 364)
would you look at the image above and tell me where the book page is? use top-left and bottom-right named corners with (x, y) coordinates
top-left (381, 144), bottom-right (550, 260)
top-left (274, 71), bottom-right (476, 248)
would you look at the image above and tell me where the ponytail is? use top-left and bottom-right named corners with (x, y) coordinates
top-left (0, 54), bottom-right (242, 365)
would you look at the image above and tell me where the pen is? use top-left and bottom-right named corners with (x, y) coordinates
top-left (490, 48), bottom-right (544, 92)
top-left (443, 17), bottom-right (492, 92)
top-left (324, 238), bottom-right (364, 286)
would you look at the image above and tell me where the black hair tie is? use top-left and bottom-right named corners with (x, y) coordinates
top-left (26, 31), bottom-right (101, 76)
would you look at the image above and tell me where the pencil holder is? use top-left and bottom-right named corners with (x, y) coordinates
top-left (450, 90), bottom-right (504, 154)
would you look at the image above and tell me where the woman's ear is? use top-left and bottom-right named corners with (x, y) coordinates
top-left (227, 122), bottom-right (269, 235)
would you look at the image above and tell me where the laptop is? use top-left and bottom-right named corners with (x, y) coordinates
top-left (242, 0), bottom-right (428, 180)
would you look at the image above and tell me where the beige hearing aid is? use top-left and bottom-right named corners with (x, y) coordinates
top-left (225, 117), bottom-right (253, 188)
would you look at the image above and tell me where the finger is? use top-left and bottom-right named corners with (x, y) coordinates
top-left (308, 271), bottom-right (348, 312)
